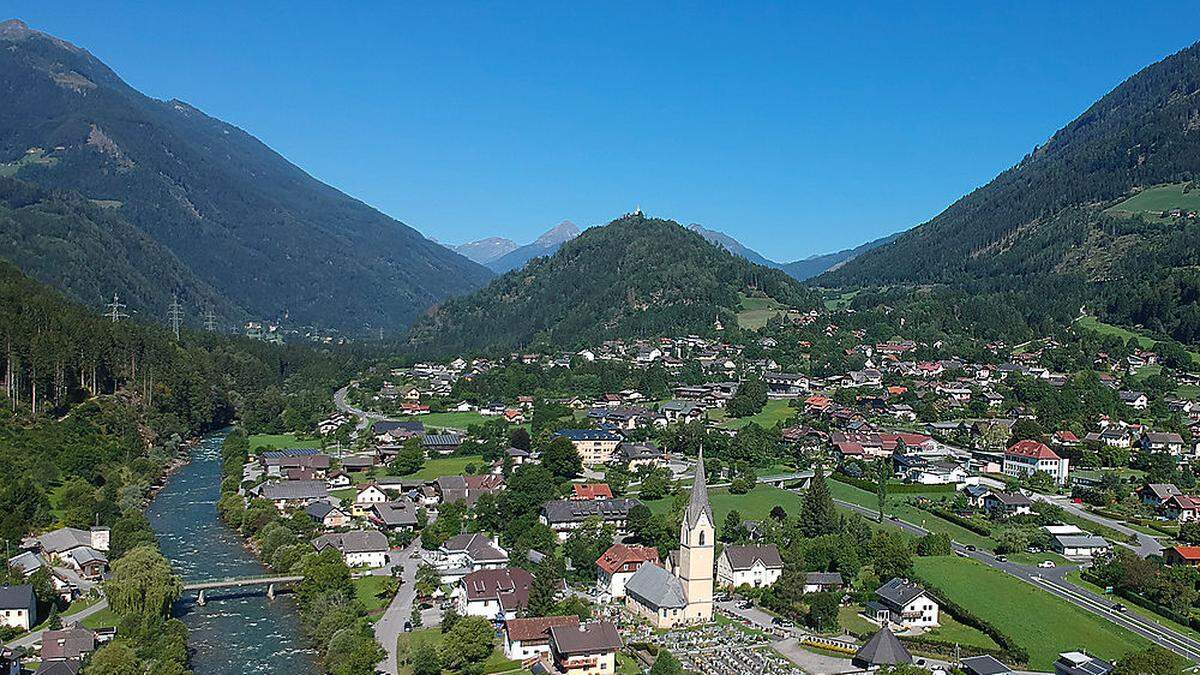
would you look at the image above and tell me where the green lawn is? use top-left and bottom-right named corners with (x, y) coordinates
top-left (914, 556), bottom-right (1148, 669)
top-left (1076, 315), bottom-right (1200, 364)
top-left (826, 480), bottom-right (996, 550)
top-left (354, 575), bottom-right (396, 614)
top-left (737, 294), bottom-right (788, 330)
top-left (397, 628), bottom-right (522, 674)
top-left (646, 485), bottom-right (804, 535)
top-left (838, 605), bottom-right (879, 635)
top-left (1106, 183), bottom-right (1200, 218)
top-left (249, 433), bottom-right (323, 452)
top-left (923, 614), bottom-right (1000, 650)
top-left (80, 608), bottom-right (119, 630)
top-left (394, 412), bottom-right (490, 431)
top-left (410, 455), bottom-right (488, 480)
top-left (713, 399), bottom-right (796, 430)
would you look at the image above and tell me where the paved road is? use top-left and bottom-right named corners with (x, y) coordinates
top-left (826, 493), bottom-right (1200, 661)
top-left (373, 541), bottom-right (433, 675)
top-left (4, 598), bottom-right (110, 650)
top-left (1029, 493), bottom-right (1164, 557)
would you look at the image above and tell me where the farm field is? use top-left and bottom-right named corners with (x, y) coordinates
top-left (711, 399), bottom-right (796, 430)
top-left (826, 480), bottom-right (995, 550)
top-left (645, 485), bottom-right (804, 535)
top-left (1076, 315), bottom-right (1200, 364)
top-left (736, 293), bottom-right (787, 330)
top-left (1106, 183), bottom-right (1200, 218)
top-left (914, 556), bottom-right (1147, 669)
top-left (248, 433), bottom-right (322, 452)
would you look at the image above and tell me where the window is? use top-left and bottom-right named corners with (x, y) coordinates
top-left (699, 531), bottom-right (706, 545)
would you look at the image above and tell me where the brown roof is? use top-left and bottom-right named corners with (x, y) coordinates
top-left (40, 627), bottom-right (96, 661)
top-left (595, 543), bottom-right (658, 575)
top-left (505, 615), bottom-right (579, 643)
top-left (461, 567), bottom-right (533, 610)
top-left (722, 544), bottom-right (783, 571)
top-left (549, 621), bottom-right (622, 656)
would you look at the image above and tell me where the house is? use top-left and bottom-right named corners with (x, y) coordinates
top-left (505, 447), bottom-right (533, 466)
top-left (352, 484), bottom-right (389, 517)
top-left (763, 372), bottom-right (808, 398)
top-left (305, 502), bottom-right (351, 529)
top-left (595, 544), bottom-right (658, 598)
top-left (961, 655), bottom-right (1014, 675)
top-left (571, 484), bottom-right (613, 501)
top-left (457, 567), bottom-right (534, 620)
top-left (1119, 391), bottom-right (1149, 410)
top-left (0, 585), bottom-right (36, 630)
top-left (261, 449), bottom-right (331, 478)
top-left (716, 545), bottom-right (783, 589)
top-left (436, 533), bottom-right (509, 584)
top-left (1054, 652), bottom-right (1114, 675)
top-left (503, 615), bottom-right (580, 661)
top-left (1051, 534), bottom-right (1110, 558)
top-left (373, 421), bottom-right (424, 442)
top-left (864, 578), bottom-right (939, 629)
top-left (34, 527), bottom-right (110, 579)
top-left (1138, 483), bottom-right (1182, 507)
top-left (39, 626), bottom-right (96, 663)
top-left (1165, 545), bottom-right (1200, 567)
top-left (657, 401), bottom-right (706, 425)
top-left (1164, 494), bottom-right (1200, 522)
top-left (339, 455), bottom-right (375, 473)
top-left (615, 442), bottom-right (665, 469)
top-left (326, 470), bottom-right (352, 488)
top-left (982, 492), bottom-right (1033, 518)
top-left (62, 548), bottom-right (107, 580)
top-left (553, 429), bottom-right (622, 466)
top-left (369, 501), bottom-right (419, 531)
top-left (421, 434), bottom-right (464, 455)
top-left (311, 530), bottom-right (389, 568)
top-left (257, 480), bottom-right (329, 510)
top-left (1003, 440), bottom-right (1069, 485)
top-left (540, 499), bottom-right (641, 540)
top-left (1141, 431), bottom-right (1186, 455)
top-left (547, 621), bottom-right (623, 675)
top-left (802, 572), bottom-right (845, 594)
top-left (435, 474), bottom-right (503, 508)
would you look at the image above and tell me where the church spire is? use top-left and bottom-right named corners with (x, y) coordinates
top-left (685, 446), bottom-right (714, 528)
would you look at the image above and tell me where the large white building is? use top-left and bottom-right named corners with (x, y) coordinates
top-left (865, 578), bottom-right (939, 629)
top-left (1003, 440), bottom-right (1069, 485)
top-left (716, 545), bottom-right (783, 589)
top-left (311, 530), bottom-right (389, 568)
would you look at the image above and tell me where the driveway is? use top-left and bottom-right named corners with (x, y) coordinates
top-left (4, 598), bottom-right (110, 650)
top-left (374, 541), bottom-right (440, 674)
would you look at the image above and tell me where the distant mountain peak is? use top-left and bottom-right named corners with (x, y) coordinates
top-left (535, 220), bottom-right (579, 246)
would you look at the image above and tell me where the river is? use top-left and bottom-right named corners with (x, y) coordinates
top-left (146, 429), bottom-right (319, 675)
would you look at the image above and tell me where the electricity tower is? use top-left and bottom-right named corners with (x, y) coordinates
top-left (105, 294), bottom-right (129, 323)
top-left (167, 293), bottom-right (184, 340)
top-left (203, 307), bottom-right (218, 332)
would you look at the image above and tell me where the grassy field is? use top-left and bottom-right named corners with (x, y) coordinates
top-left (914, 556), bottom-right (1147, 669)
top-left (646, 485), bottom-right (804, 535)
top-left (249, 433), bottom-right (323, 452)
top-left (392, 411), bottom-right (492, 431)
top-left (710, 399), bottom-right (796, 430)
top-left (823, 290), bottom-right (859, 310)
top-left (1066, 569), bottom-right (1200, 644)
top-left (397, 628), bottom-right (522, 674)
top-left (1106, 183), bottom-right (1200, 218)
top-left (923, 614), bottom-right (1001, 650)
top-left (410, 455), bottom-right (487, 480)
top-left (353, 575), bottom-right (395, 614)
top-left (737, 294), bottom-right (788, 330)
top-left (1077, 315), bottom-right (1200, 363)
top-left (80, 607), bottom-right (119, 630)
top-left (827, 480), bottom-right (996, 550)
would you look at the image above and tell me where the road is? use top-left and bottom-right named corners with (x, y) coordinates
top-left (374, 541), bottom-right (437, 675)
top-left (4, 598), bottom-right (110, 650)
top-left (828, 495), bottom-right (1200, 661)
top-left (333, 385), bottom-right (398, 438)
top-left (1028, 492), bottom-right (1164, 557)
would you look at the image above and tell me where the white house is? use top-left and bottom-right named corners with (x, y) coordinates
top-left (595, 544), bottom-right (658, 598)
top-left (1003, 440), bottom-right (1069, 485)
top-left (0, 585), bottom-right (36, 631)
top-left (457, 568), bottom-right (533, 620)
top-left (311, 530), bottom-right (389, 568)
top-left (502, 615), bottom-right (579, 661)
top-left (716, 545), bottom-right (784, 589)
top-left (352, 484), bottom-right (389, 517)
top-left (865, 578), bottom-right (939, 629)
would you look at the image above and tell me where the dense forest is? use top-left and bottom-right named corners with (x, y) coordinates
top-left (0, 260), bottom-right (358, 550)
top-left (0, 19), bottom-right (492, 331)
top-left (407, 214), bottom-right (820, 355)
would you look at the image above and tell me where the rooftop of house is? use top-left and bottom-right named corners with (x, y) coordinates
top-left (548, 621), bottom-right (622, 656)
top-left (722, 544), bottom-right (783, 571)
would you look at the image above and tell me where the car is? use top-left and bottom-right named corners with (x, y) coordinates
top-left (965, 545), bottom-right (977, 552)
top-left (955, 550), bottom-right (969, 558)
top-left (995, 555), bottom-right (1008, 563)
top-left (1111, 603), bottom-right (1127, 613)
top-left (403, 621), bottom-right (412, 632)
top-left (1038, 560), bottom-right (1056, 569)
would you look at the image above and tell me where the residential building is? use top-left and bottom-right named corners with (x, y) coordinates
top-left (1142, 432), bottom-right (1186, 455)
top-left (39, 626), bottom-right (96, 663)
top-left (311, 530), bottom-right (389, 568)
top-left (256, 480), bottom-right (329, 510)
top-left (716, 545), bottom-right (783, 589)
top-left (553, 429), bottom-right (622, 466)
top-left (1003, 440), bottom-right (1070, 485)
top-left (614, 442), bottom-right (665, 469)
top-left (0, 585), bottom-right (36, 631)
top-left (540, 499), bottom-right (641, 540)
top-left (961, 655), bottom-right (1014, 675)
top-left (351, 484), bottom-right (389, 517)
top-left (595, 544), bottom-right (658, 598)
top-left (1165, 545), bottom-right (1200, 567)
top-left (1050, 534), bottom-right (1110, 558)
top-left (1164, 494), bottom-right (1200, 522)
top-left (435, 533), bottom-right (509, 584)
top-left (305, 502), bottom-right (351, 529)
top-left (369, 501), bottom-right (419, 531)
top-left (503, 615), bottom-right (580, 661)
top-left (802, 572), bottom-right (845, 594)
top-left (458, 567), bottom-right (533, 620)
top-left (865, 578), bottom-right (939, 629)
top-left (982, 492), bottom-right (1033, 517)
top-left (547, 621), bottom-right (623, 675)
top-left (571, 484), bottom-right (613, 501)
top-left (1138, 483), bottom-right (1182, 507)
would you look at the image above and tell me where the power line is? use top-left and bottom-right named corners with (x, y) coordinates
top-left (105, 293), bottom-right (129, 323)
top-left (168, 293), bottom-right (184, 340)
top-left (203, 307), bottom-right (218, 332)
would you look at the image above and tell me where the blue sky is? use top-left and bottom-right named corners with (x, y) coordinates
top-left (9, 3), bottom-right (1200, 261)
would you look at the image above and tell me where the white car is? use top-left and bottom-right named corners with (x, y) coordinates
top-left (1038, 560), bottom-right (1056, 569)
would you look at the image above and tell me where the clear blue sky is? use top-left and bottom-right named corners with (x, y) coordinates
top-left (9, 2), bottom-right (1200, 261)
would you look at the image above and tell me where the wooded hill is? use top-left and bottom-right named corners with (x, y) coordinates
top-left (407, 214), bottom-right (819, 355)
top-left (818, 40), bottom-right (1200, 344)
top-left (0, 19), bottom-right (492, 332)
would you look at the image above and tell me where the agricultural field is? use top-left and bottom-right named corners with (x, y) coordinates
top-left (914, 556), bottom-right (1147, 669)
top-left (736, 294), bottom-right (788, 330)
top-left (826, 480), bottom-right (995, 550)
top-left (711, 399), bottom-right (796, 430)
top-left (393, 411), bottom-right (491, 431)
top-left (1106, 183), bottom-right (1200, 219)
top-left (645, 485), bottom-right (804, 535)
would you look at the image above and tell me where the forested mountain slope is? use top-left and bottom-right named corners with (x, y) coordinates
top-left (781, 231), bottom-right (901, 281)
top-left (819, 40), bottom-right (1200, 343)
top-left (407, 214), bottom-right (818, 355)
top-left (0, 19), bottom-right (492, 331)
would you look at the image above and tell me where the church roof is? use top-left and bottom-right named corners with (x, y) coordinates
top-left (852, 627), bottom-right (912, 668)
top-left (625, 563), bottom-right (687, 610)
top-left (685, 449), bottom-right (714, 529)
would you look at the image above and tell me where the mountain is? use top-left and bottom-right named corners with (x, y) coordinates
top-left (781, 232), bottom-right (901, 281)
top-left (408, 213), bottom-right (817, 355)
top-left (452, 237), bottom-right (519, 265)
top-left (686, 224), bottom-right (780, 269)
top-left (817, 41), bottom-right (1200, 344)
top-left (486, 220), bottom-right (580, 273)
top-left (0, 19), bottom-right (493, 331)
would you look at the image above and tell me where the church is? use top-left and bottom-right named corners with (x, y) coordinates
top-left (623, 451), bottom-right (714, 628)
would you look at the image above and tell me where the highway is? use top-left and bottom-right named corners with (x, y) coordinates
top-left (828, 495), bottom-right (1200, 662)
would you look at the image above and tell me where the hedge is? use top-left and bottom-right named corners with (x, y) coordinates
top-left (917, 503), bottom-right (994, 536)
top-left (912, 573), bottom-right (1030, 665)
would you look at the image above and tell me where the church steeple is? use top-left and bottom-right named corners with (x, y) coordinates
top-left (685, 447), bottom-right (714, 529)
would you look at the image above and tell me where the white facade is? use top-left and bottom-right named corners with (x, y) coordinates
top-left (1002, 453), bottom-right (1069, 485)
top-left (716, 556), bottom-right (781, 588)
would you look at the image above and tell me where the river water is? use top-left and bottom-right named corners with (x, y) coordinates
top-left (146, 430), bottom-right (319, 675)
